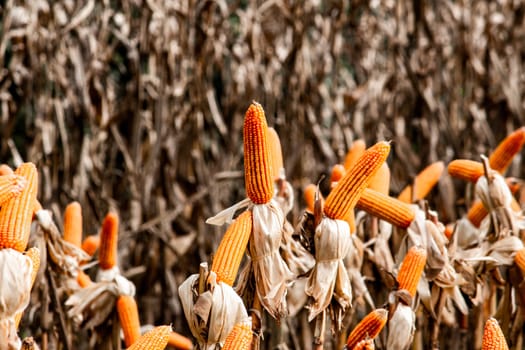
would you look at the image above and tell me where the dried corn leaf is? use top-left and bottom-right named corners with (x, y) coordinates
top-left (387, 303), bottom-right (415, 350)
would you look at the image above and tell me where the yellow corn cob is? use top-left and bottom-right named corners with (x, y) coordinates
top-left (467, 200), bottom-right (487, 228)
top-left (117, 295), bottom-right (142, 347)
top-left (0, 174), bottom-right (26, 206)
top-left (397, 246), bottom-right (427, 298)
top-left (398, 161), bottom-right (444, 203)
top-left (482, 318), bottom-right (509, 350)
top-left (357, 189), bottom-right (416, 229)
top-left (15, 247), bottom-right (41, 329)
top-left (82, 234), bottom-right (100, 256)
top-left (489, 127), bottom-right (525, 174)
top-left (515, 248), bottom-right (525, 275)
top-left (448, 160), bottom-right (484, 183)
top-left (0, 164), bottom-right (13, 176)
top-left (63, 201), bottom-right (83, 248)
top-left (211, 210), bottom-right (252, 286)
top-left (368, 162), bottom-right (390, 195)
top-left (304, 184), bottom-right (321, 213)
top-left (324, 142), bottom-right (390, 220)
top-left (168, 331), bottom-right (193, 350)
top-left (77, 270), bottom-right (93, 287)
top-left (223, 319), bottom-right (252, 350)
top-left (346, 308), bottom-right (387, 349)
top-left (330, 164), bottom-right (346, 186)
top-left (98, 212), bottom-right (119, 270)
top-left (128, 325), bottom-right (171, 350)
top-left (268, 127), bottom-right (284, 180)
top-left (244, 102), bottom-right (274, 204)
top-left (353, 339), bottom-right (375, 350)
top-left (344, 139), bottom-right (366, 171)
top-left (0, 163), bottom-right (38, 251)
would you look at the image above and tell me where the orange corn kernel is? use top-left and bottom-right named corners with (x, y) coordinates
top-left (98, 212), bottom-right (119, 270)
top-left (357, 189), bottom-right (416, 229)
top-left (82, 234), bottom-right (100, 256)
top-left (244, 102), bottom-right (274, 204)
top-left (482, 318), bottom-right (509, 350)
top-left (346, 308), bottom-right (387, 349)
top-left (63, 201), bottom-right (83, 248)
top-left (223, 319), bottom-right (252, 350)
top-left (168, 331), bottom-right (193, 350)
top-left (330, 164), bottom-right (346, 186)
top-left (117, 295), bottom-right (141, 347)
top-left (344, 139), bottom-right (366, 171)
top-left (0, 174), bottom-right (26, 206)
top-left (267, 127), bottom-right (284, 180)
top-left (397, 161), bottom-right (444, 203)
top-left (211, 211), bottom-right (253, 286)
top-left (368, 162), bottom-right (390, 195)
top-left (0, 163), bottom-right (38, 251)
top-left (397, 246), bottom-right (427, 298)
top-left (324, 142), bottom-right (390, 220)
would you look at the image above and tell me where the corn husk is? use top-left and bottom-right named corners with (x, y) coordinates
top-left (305, 217), bottom-right (352, 327)
top-left (0, 249), bottom-right (33, 350)
top-left (179, 272), bottom-right (248, 349)
top-left (387, 303), bottom-right (415, 350)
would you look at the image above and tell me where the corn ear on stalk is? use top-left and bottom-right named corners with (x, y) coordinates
top-left (128, 325), bottom-right (171, 350)
top-left (448, 159), bottom-right (484, 183)
top-left (397, 161), bottom-right (444, 203)
top-left (482, 318), bottom-right (509, 350)
top-left (222, 318), bottom-right (252, 350)
top-left (344, 139), bottom-right (366, 170)
top-left (488, 127), bottom-right (525, 174)
top-left (117, 295), bottom-right (141, 347)
top-left (357, 189), bottom-right (416, 229)
top-left (346, 308), bottom-right (388, 349)
top-left (63, 201), bottom-right (83, 248)
top-left (268, 127), bottom-right (284, 180)
top-left (397, 245), bottom-right (427, 298)
top-left (168, 331), bottom-right (193, 350)
top-left (98, 212), bottom-right (119, 270)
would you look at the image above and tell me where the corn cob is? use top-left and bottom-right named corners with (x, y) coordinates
top-left (357, 189), bottom-right (416, 229)
top-left (304, 184), bottom-right (318, 213)
top-left (63, 201), bottom-right (83, 248)
top-left (346, 308), bottom-right (388, 349)
top-left (397, 246), bottom-right (427, 298)
top-left (467, 200), bottom-right (488, 228)
top-left (515, 248), bottom-right (525, 275)
top-left (330, 164), bottom-right (346, 185)
top-left (244, 102), bottom-right (274, 204)
top-left (98, 212), bottom-right (119, 270)
top-left (211, 210), bottom-right (252, 286)
top-left (222, 319), bottom-right (252, 350)
top-left (448, 160), bottom-right (484, 183)
top-left (353, 339), bottom-right (375, 350)
top-left (0, 164), bottom-right (13, 176)
top-left (344, 139), bottom-right (366, 170)
top-left (398, 161), bottom-right (444, 203)
top-left (482, 318), bottom-right (509, 350)
top-left (0, 163), bottom-right (38, 251)
top-left (128, 325), bottom-right (171, 350)
top-left (168, 331), bottom-right (193, 350)
top-left (82, 234), bottom-right (100, 256)
top-left (15, 247), bottom-right (41, 329)
top-left (268, 127), bottom-right (284, 180)
top-left (368, 162), bottom-right (390, 195)
top-left (0, 174), bottom-right (26, 206)
top-left (324, 142), bottom-right (390, 220)
top-left (117, 295), bottom-right (142, 347)
top-left (489, 127), bottom-right (525, 174)
top-left (77, 270), bottom-right (93, 287)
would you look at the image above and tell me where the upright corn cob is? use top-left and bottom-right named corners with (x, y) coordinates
top-left (0, 163), bottom-right (38, 251)
top-left (244, 102), bottom-right (274, 204)
top-left (211, 211), bottom-right (253, 286)
top-left (117, 295), bottom-right (141, 347)
top-left (368, 162), bottom-right (390, 195)
top-left (128, 325), bottom-right (171, 350)
top-left (346, 308), bottom-right (388, 349)
top-left (168, 331), bottom-right (193, 350)
top-left (488, 127), bottom-right (525, 174)
top-left (467, 201), bottom-right (487, 228)
top-left (82, 234), bottom-right (100, 256)
top-left (98, 212), bottom-right (119, 270)
top-left (344, 139), bottom-right (366, 170)
top-left (63, 201), bottom-right (83, 248)
top-left (0, 174), bottom-right (26, 206)
top-left (448, 160), bottom-right (484, 183)
top-left (397, 246), bottom-right (427, 298)
top-left (222, 319), bottom-right (252, 350)
top-left (356, 189), bottom-right (416, 229)
top-left (482, 318), bottom-right (509, 350)
top-left (304, 184), bottom-right (319, 213)
top-left (324, 142), bottom-right (390, 220)
top-left (268, 127), bottom-right (284, 180)
top-left (397, 161), bottom-right (444, 203)
top-left (330, 164), bottom-right (346, 185)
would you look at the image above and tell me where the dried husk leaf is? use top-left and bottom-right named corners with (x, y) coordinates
top-left (179, 272), bottom-right (248, 349)
top-left (247, 200), bottom-right (293, 320)
top-left (387, 303), bottom-right (415, 350)
top-left (0, 249), bottom-right (33, 350)
top-left (306, 217), bottom-right (352, 325)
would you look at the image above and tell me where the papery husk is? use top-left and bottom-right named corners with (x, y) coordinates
top-left (455, 218), bottom-right (481, 249)
top-left (346, 235), bottom-right (374, 309)
top-left (0, 249), bottom-right (33, 350)
top-left (387, 303), bottom-right (415, 350)
top-left (274, 178), bottom-right (294, 216)
top-left (179, 272), bottom-right (248, 349)
top-left (306, 217), bottom-right (352, 326)
top-left (248, 200), bottom-right (293, 320)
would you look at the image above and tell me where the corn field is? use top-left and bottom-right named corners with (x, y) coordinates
top-left (1, 0), bottom-right (525, 349)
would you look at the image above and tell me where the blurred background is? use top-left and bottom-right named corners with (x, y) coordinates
top-left (2, 0), bottom-right (525, 348)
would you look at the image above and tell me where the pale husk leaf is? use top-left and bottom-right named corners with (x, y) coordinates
top-left (387, 303), bottom-right (415, 350)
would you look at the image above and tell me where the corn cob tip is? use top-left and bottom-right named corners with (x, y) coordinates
top-left (397, 245), bottom-right (427, 298)
top-left (63, 201), bottom-right (83, 248)
top-left (267, 127), bottom-right (284, 180)
top-left (482, 318), bottom-right (509, 350)
top-left (98, 212), bottom-right (119, 270)
top-left (346, 308), bottom-right (388, 349)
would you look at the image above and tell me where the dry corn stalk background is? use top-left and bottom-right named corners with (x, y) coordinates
top-left (2, 0), bottom-right (525, 349)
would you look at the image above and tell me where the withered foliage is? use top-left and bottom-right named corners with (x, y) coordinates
top-left (2, 1), bottom-right (525, 349)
